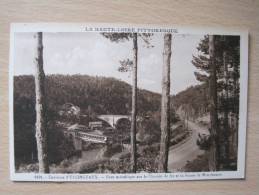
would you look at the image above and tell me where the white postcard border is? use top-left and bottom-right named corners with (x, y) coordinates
top-left (9, 23), bottom-right (248, 182)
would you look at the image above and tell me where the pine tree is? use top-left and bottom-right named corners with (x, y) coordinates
top-left (192, 35), bottom-right (240, 170)
top-left (222, 50), bottom-right (230, 163)
top-left (208, 35), bottom-right (219, 171)
top-left (158, 33), bottom-right (172, 172)
top-left (102, 32), bottom-right (152, 172)
top-left (220, 36), bottom-right (240, 164)
top-left (128, 32), bottom-right (138, 172)
top-left (34, 32), bottom-right (49, 173)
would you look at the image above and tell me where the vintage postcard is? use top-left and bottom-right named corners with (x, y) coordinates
top-left (9, 23), bottom-right (248, 181)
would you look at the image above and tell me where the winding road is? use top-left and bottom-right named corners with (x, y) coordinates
top-left (168, 120), bottom-right (209, 172)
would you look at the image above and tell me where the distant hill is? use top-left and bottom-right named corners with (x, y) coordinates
top-left (14, 74), bottom-right (162, 116)
top-left (14, 75), bottom-right (209, 121)
top-left (172, 84), bottom-right (209, 120)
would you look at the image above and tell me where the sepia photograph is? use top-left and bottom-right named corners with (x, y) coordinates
top-left (9, 24), bottom-right (248, 181)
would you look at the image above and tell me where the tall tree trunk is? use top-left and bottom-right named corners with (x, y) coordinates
top-left (35, 32), bottom-right (49, 173)
top-left (158, 33), bottom-right (172, 172)
top-left (223, 50), bottom-right (230, 164)
top-left (130, 33), bottom-right (138, 173)
top-left (208, 35), bottom-right (219, 171)
top-left (233, 53), bottom-right (239, 160)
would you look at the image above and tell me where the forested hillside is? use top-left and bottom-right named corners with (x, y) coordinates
top-left (172, 84), bottom-right (209, 120)
top-left (14, 75), bottom-right (162, 116)
top-left (14, 74), bottom-right (163, 167)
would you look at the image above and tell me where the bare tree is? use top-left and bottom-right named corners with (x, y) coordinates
top-left (158, 33), bottom-right (172, 172)
top-left (34, 32), bottom-right (49, 173)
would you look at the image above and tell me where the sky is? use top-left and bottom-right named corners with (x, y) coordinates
top-left (13, 32), bottom-right (204, 95)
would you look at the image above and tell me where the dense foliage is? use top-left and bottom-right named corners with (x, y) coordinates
top-left (14, 74), bottom-right (163, 168)
top-left (192, 35), bottom-right (240, 170)
top-left (172, 84), bottom-right (209, 119)
top-left (14, 75), bottom-right (162, 116)
top-left (192, 35), bottom-right (240, 115)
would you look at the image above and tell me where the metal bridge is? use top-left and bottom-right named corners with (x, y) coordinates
top-left (65, 128), bottom-right (108, 151)
top-left (74, 131), bottom-right (107, 144)
top-left (65, 114), bottom-right (132, 151)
